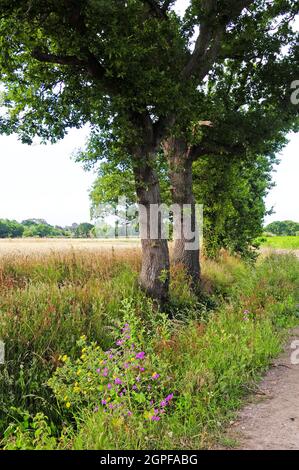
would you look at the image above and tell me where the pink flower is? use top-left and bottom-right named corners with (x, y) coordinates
top-left (166, 393), bottom-right (174, 402)
top-left (135, 351), bottom-right (145, 360)
top-left (115, 378), bottom-right (122, 385)
top-left (152, 373), bottom-right (160, 380)
top-left (151, 416), bottom-right (160, 421)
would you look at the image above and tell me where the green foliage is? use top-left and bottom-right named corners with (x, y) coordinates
top-left (193, 154), bottom-right (275, 259)
top-left (0, 219), bottom-right (24, 238)
top-left (74, 223), bottom-right (94, 238)
top-left (0, 218), bottom-right (94, 238)
top-left (264, 220), bottom-right (299, 236)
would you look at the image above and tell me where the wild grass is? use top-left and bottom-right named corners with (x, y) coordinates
top-left (0, 248), bottom-right (298, 449)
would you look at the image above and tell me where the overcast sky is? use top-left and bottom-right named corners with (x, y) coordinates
top-left (0, 0), bottom-right (298, 226)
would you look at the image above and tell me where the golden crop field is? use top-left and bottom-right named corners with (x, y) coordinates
top-left (0, 237), bottom-right (140, 257)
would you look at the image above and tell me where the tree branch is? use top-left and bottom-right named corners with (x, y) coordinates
top-left (31, 48), bottom-right (86, 68)
top-left (181, 0), bottom-right (254, 81)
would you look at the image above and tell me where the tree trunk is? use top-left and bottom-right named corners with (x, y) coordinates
top-left (133, 149), bottom-right (170, 303)
top-left (165, 137), bottom-right (200, 286)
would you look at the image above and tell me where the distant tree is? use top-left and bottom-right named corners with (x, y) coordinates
top-left (0, 219), bottom-right (24, 238)
top-left (21, 219), bottom-right (49, 226)
top-left (74, 223), bottom-right (94, 238)
top-left (265, 221), bottom-right (299, 236)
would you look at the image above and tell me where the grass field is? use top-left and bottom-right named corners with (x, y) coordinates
top-left (0, 245), bottom-right (298, 449)
top-left (258, 236), bottom-right (299, 250)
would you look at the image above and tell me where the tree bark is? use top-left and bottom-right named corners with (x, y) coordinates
top-left (165, 137), bottom-right (200, 286)
top-left (133, 148), bottom-right (170, 303)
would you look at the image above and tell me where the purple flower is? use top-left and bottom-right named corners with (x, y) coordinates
top-left (151, 416), bottom-right (160, 421)
top-left (116, 339), bottom-right (124, 346)
top-left (127, 411), bottom-right (133, 416)
top-left (139, 367), bottom-right (145, 372)
top-left (94, 406), bottom-right (99, 412)
top-left (108, 404), bottom-right (114, 409)
top-left (102, 368), bottom-right (108, 377)
top-left (107, 383), bottom-right (112, 390)
top-left (124, 362), bottom-right (129, 369)
top-left (152, 373), bottom-right (160, 380)
top-left (135, 351), bottom-right (145, 360)
top-left (132, 385), bottom-right (137, 390)
top-left (166, 393), bottom-right (174, 402)
top-left (115, 377), bottom-right (122, 385)
top-left (96, 368), bottom-right (101, 374)
top-left (101, 399), bottom-right (107, 405)
top-left (160, 400), bottom-right (167, 407)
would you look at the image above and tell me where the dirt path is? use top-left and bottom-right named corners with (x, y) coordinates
top-left (224, 328), bottom-right (299, 450)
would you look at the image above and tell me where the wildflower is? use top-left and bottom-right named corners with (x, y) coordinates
top-left (124, 362), bottom-right (129, 369)
top-left (132, 385), bottom-right (137, 390)
top-left (101, 399), bottom-right (107, 405)
top-left (94, 406), bottom-right (99, 412)
top-left (107, 383), bottom-right (112, 390)
top-left (115, 378), bottom-right (122, 385)
top-left (102, 368), bottom-right (108, 377)
top-left (80, 335), bottom-right (86, 341)
top-left (116, 339), bottom-right (124, 346)
top-left (62, 355), bottom-right (68, 362)
top-left (96, 368), bottom-right (101, 374)
top-left (151, 416), bottom-right (160, 421)
top-left (139, 367), bottom-right (145, 372)
top-left (127, 411), bottom-right (133, 416)
top-left (80, 354), bottom-right (86, 360)
top-left (166, 393), bottom-right (174, 402)
top-left (135, 352), bottom-right (145, 360)
top-left (122, 324), bottom-right (130, 333)
top-left (160, 400), bottom-right (167, 407)
top-left (152, 372), bottom-right (160, 380)
top-left (76, 369), bottom-right (81, 376)
top-left (65, 402), bottom-right (71, 409)
top-left (243, 310), bottom-right (250, 322)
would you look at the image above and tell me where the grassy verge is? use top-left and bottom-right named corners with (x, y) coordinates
top-left (0, 250), bottom-right (298, 449)
top-left (257, 236), bottom-right (299, 250)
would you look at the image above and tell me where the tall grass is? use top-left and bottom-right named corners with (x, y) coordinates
top-left (0, 249), bottom-right (298, 449)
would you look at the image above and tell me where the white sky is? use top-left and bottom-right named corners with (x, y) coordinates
top-left (0, 0), bottom-right (298, 226)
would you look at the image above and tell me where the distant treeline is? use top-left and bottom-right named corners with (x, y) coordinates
top-left (264, 220), bottom-right (299, 237)
top-left (0, 219), bottom-right (95, 238)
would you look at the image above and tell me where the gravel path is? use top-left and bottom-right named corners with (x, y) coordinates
top-left (224, 328), bottom-right (299, 450)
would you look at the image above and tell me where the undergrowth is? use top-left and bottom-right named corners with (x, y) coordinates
top-left (0, 250), bottom-right (298, 449)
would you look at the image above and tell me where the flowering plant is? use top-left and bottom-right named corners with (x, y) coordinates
top-left (48, 312), bottom-right (174, 423)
